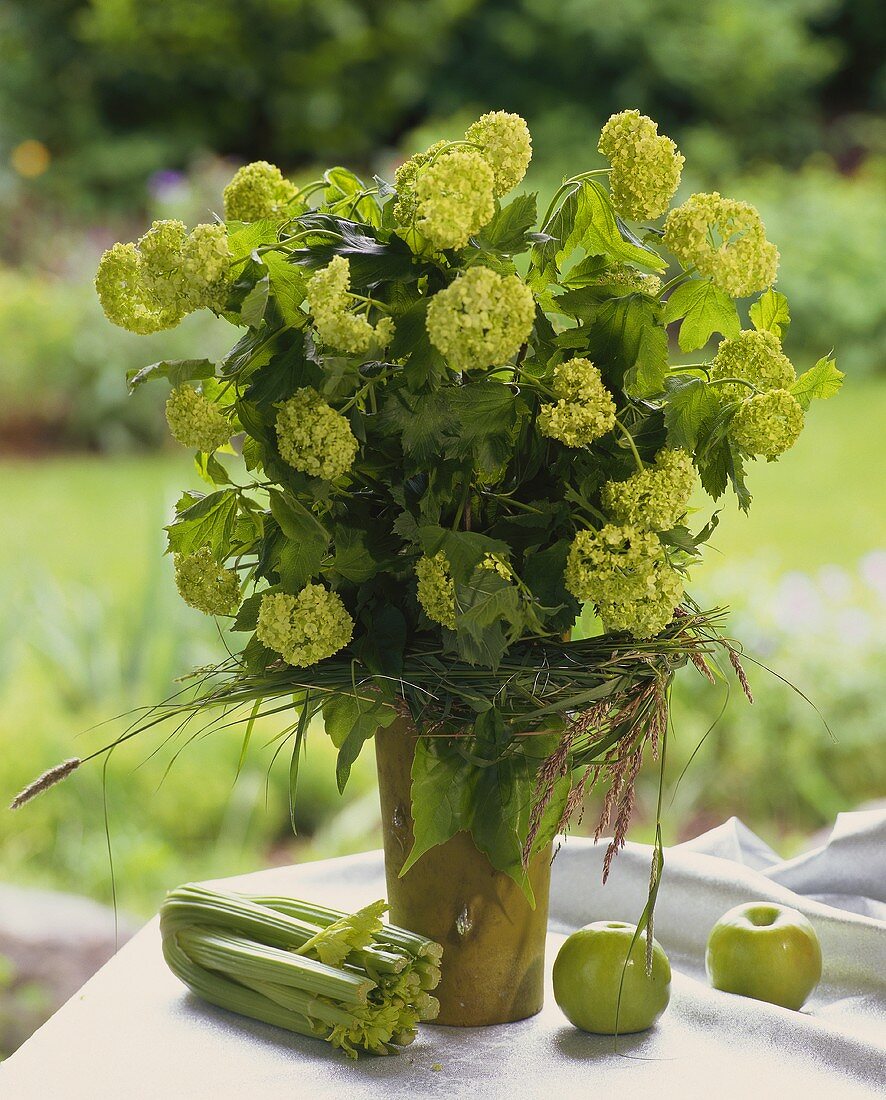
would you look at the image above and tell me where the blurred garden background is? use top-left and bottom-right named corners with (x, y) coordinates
top-left (1, 0), bottom-right (885, 1054)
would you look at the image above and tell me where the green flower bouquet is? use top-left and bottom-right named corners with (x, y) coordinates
top-left (17, 109), bottom-right (843, 1026)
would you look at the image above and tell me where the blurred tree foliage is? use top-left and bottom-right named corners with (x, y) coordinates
top-left (0, 0), bottom-right (881, 213)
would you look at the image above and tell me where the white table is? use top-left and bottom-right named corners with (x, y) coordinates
top-left (3, 814), bottom-right (885, 1099)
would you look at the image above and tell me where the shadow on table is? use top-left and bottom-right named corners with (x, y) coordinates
top-left (553, 1024), bottom-right (658, 1061)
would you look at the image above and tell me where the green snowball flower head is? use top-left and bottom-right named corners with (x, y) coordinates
top-left (174, 546), bottom-right (240, 616)
top-left (602, 448), bottom-right (697, 531)
top-left (95, 242), bottom-right (186, 334)
top-left (564, 525), bottom-right (683, 639)
top-left (731, 390), bottom-right (804, 458)
top-left (256, 586), bottom-right (354, 668)
top-left (275, 387), bottom-right (359, 481)
top-left (95, 220), bottom-right (232, 333)
top-left (393, 141), bottom-right (448, 224)
top-left (710, 329), bottom-right (796, 398)
top-left (564, 524), bottom-right (663, 605)
top-left (223, 161), bottom-right (300, 222)
top-left (165, 385), bottom-right (232, 452)
top-left (414, 149), bottom-right (496, 250)
top-left (181, 223), bottom-right (233, 309)
top-left (597, 562), bottom-right (685, 639)
top-left (426, 265), bottom-right (535, 370)
top-left (538, 358), bottom-right (616, 447)
top-left (663, 192), bottom-right (779, 298)
top-left (464, 111), bottom-right (532, 196)
top-left (415, 553), bottom-right (457, 629)
top-left (598, 110), bottom-right (684, 220)
top-left (307, 256), bottom-right (394, 356)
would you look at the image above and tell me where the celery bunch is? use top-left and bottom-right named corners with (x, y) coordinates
top-left (160, 884), bottom-right (443, 1058)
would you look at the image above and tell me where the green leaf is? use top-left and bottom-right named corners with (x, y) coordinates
top-left (127, 358), bottom-right (215, 393)
top-left (226, 220), bottom-right (280, 263)
top-left (538, 181), bottom-right (665, 278)
top-left (291, 214), bottom-right (415, 286)
top-left (470, 756), bottom-right (535, 902)
top-left (263, 251), bottom-right (308, 325)
top-left (323, 693), bottom-right (397, 793)
top-left (663, 377), bottom-right (722, 451)
top-left (166, 490), bottom-right (238, 558)
top-left (330, 525), bottom-right (389, 584)
top-left (400, 739), bottom-right (476, 875)
top-left (268, 490), bottom-right (328, 591)
top-left (749, 289), bottom-right (790, 339)
top-left (455, 568), bottom-right (523, 670)
top-left (378, 387), bottom-right (458, 463)
top-left (791, 355), bottom-right (844, 410)
top-left (231, 592), bottom-right (264, 632)
top-left (584, 294), bottom-right (668, 396)
top-left (661, 279), bottom-right (741, 352)
top-left (474, 193), bottom-right (538, 254)
top-left (448, 382), bottom-right (519, 474)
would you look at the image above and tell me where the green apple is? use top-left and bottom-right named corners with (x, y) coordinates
top-left (552, 921), bottom-right (671, 1034)
top-left (705, 902), bottom-right (822, 1010)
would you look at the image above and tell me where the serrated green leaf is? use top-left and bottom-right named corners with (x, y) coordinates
top-left (455, 568), bottom-right (523, 670)
top-left (662, 279), bottom-right (741, 352)
top-left (663, 377), bottom-right (722, 451)
top-left (400, 739), bottom-right (476, 875)
top-left (474, 193), bottom-right (538, 254)
top-left (127, 358), bottom-right (215, 393)
top-left (268, 490), bottom-right (328, 591)
top-left (448, 381), bottom-right (518, 474)
top-left (165, 489), bottom-right (238, 558)
top-left (537, 181), bottom-right (665, 278)
top-left (378, 387), bottom-right (458, 463)
top-left (791, 355), bottom-right (844, 410)
top-left (231, 591), bottom-right (264, 632)
top-left (749, 289), bottom-right (791, 339)
top-left (584, 294), bottom-right (668, 396)
top-left (322, 693), bottom-right (397, 793)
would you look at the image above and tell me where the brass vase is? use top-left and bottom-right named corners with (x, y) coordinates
top-left (375, 719), bottom-right (552, 1026)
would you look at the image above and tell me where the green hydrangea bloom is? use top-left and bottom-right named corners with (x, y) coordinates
top-left (306, 256), bottom-right (394, 355)
top-left (564, 524), bottom-right (663, 604)
top-left (538, 358), bottom-right (616, 447)
top-left (597, 562), bottom-right (684, 638)
top-left (415, 553), bottom-right (457, 630)
top-left (94, 242), bottom-right (186, 334)
top-left (165, 385), bottom-right (232, 452)
top-left (139, 220), bottom-right (233, 313)
top-left (730, 390), bottom-right (804, 458)
top-left (393, 141), bottom-right (447, 224)
top-left (275, 387), bottom-right (359, 481)
top-left (173, 546), bottom-right (240, 616)
top-left (598, 110), bottom-right (684, 220)
top-left (425, 265), bottom-right (535, 370)
top-left (223, 161), bottom-right (300, 222)
top-left (464, 111), bottom-right (532, 196)
top-left (181, 223), bottom-right (233, 309)
top-left (663, 192), bottom-right (779, 298)
top-left (709, 329), bottom-right (796, 398)
top-left (602, 448), bottom-right (696, 531)
top-left (415, 149), bottom-right (496, 250)
top-left (95, 220), bottom-right (232, 333)
top-left (256, 586), bottom-right (354, 668)
top-left (564, 525), bottom-right (682, 638)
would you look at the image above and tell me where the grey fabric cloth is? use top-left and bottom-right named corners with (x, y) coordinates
top-left (3, 813), bottom-right (885, 1099)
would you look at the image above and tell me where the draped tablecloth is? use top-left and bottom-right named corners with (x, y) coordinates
top-left (3, 811), bottom-right (884, 1099)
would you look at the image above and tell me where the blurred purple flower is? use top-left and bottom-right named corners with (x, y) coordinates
top-left (148, 169), bottom-right (186, 201)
